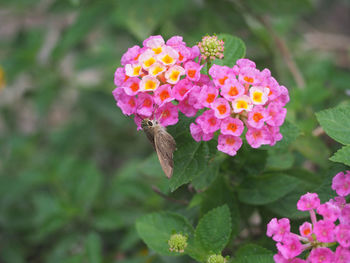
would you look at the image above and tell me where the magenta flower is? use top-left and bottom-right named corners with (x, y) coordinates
top-left (317, 202), bottom-right (341, 222)
top-left (313, 220), bottom-right (335, 243)
top-left (297, 193), bottom-right (320, 211)
top-left (154, 84), bottom-right (174, 106)
top-left (217, 134), bottom-right (242, 156)
top-left (198, 85), bottom-right (219, 108)
top-left (155, 102), bottom-right (178, 127)
top-left (190, 123), bottom-right (214, 142)
top-left (247, 105), bottom-right (269, 129)
top-left (211, 98), bottom-right (231, 119)
top-left (335, 225), bottom-right (350, 248)
top-left (308, 248), bottom-right (334, 263)
top-left (340, 204), bottom-right (350, 225)
top-left (184, 61), bottom-right (202, 81)
top-left (276, 234), bottom-right (303, 259)
top-left (220, 117), bottom-right (244, 137)
top-left (196, 110), bottom-right (221, 134)
top-left (137, 93), bottom-right (154, 117)
top-left (246, 127), bottom-right (270, 148)
top-left (266, 102), bottom-right (287, 127)
top-left (332, 171), bottom-right (350, 197)
top-left (267, 218), bottom-right (291, 242)
top-left (299, 222), bottom-right (313, 238)
top-left (335, 246), bottom-right (350, 263)
top-left (220, 79), bottom-right (245, 101)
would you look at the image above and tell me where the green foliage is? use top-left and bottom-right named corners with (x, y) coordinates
top-left (136, 212), bottom-right (194, 255)
top-left (214, 34), bottom-right (246, 67)
top-left (330, 145), bottom-right (350, 166)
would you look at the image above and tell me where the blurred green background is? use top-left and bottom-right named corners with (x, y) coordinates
top-left (0, 0), bottom-right (350, 262)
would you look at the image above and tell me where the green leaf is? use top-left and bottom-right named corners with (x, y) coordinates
top-left (238, 173), bottom-right (299, 205)
top-left (93, 210), bottom-right (124, 231)
top-left (195, 205), bottom-right (232, 254)
top-left (231, 244), bottom-right (274, 263)
top-left (330, 145), bottom-right (350, 166)
top-left (213, 34), bottom-right (246, 67)
top-left (85, 232), bottom-right (102, 263)
top-left (316, 105), bottom-right (350, 145)
top-left (294, 136), bottom-right (330, 167)
top-left (136, 212), bottom-right (194, 255)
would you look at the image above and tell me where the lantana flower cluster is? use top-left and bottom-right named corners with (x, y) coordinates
top-left (113, 35), bottom-right (289, 156)
top-left (189, 59), bottom-right (289, 156)
top-left (267, 170), bottom-right (350, 263)
top-left (113, 35), bottom-right (203, 128)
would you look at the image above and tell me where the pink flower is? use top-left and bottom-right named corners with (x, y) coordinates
top-left (236, 58), bottom-right (256, 69)
top-left (246, 127), bottom-right (270, 148)
top-left (121, 45), bottom-right (141, 66)
top-left (266, 125), bottom-right (283, 146)
top-left (317, 202), bottom-right (341, 222)
top-left (137, 93), bottom-right (154, 117)
top-left (166, 36), bottom-right (186, 46)
top-left (313, 220), bottom-right (335, 243)
top-left (308, 247), bottom-right (334, 263)
top-left (340, 204), bottom-right (350, 225)
top-left (190, 123), bottom-right (214, 142)
top-left (173, 79), bottom-right (192, 101)
top-left (143, 35), bottom-right (165, 50)
top-left (209, 65), bottom-right (234, 87)
top-left (335, 225), bottom-right (350, 248)
top-left (232, 95), bottom-right (253, 113)
top-left (220, 79), bottom-right (245, 101)
top-left (155, 102), bottom-right (178, 127)
top-left (178, 97), bottom-right (197, 117)
top-left (196, 110), bottom-right (221, 134)
top-left (299, 222), bottom-right (313, 238)
top-left (247, 105), bottom-right (269, 129)
top-left (114, 67), bottom-right (128, 86)
top-left (238, 67), bottom-right (261, 86)
top-left (266, 102), bottom-right (287, 127)
top-left (217, 134), bottom-right (242, 156)
top-left (184, 61), bottom-right (202, 81)
top-left (276, 234), bottom-right (303, 259)
top-left (332, 171), bottom-right (350, 197)
top-left (297, 193), bottom-right (320, 211)
top-left (115, 89), bottom-right (137, 116)
top-left (220, 117), bottom-right (244, 137)
top-left (335, 246), bottom-right (350, 263)
top-left (211, 98), bottom-right (231, 119)
top-left (198, 85), bottom-right (219, 108)
top-left (267, 218), bottom-right (291, 242)
top-left (154, 84), bottom-right (174, 105)
top-left (187, 85), bottom-right (204, 110)
top-left (123, 77), bottom-right (140, 96)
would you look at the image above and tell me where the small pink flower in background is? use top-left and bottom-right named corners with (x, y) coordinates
top-left (335, 246), bottom-right (350, 263)
top-left (267, 218), bottom-right (291, 242)
top-left (267, 170), bottom-right (350, 262)
top-left (308, 248), bottom-right (334, 263)
top-left (299, 222), bottom-right (313, 238)
top-left (217, 134), bottom-right (242, 156)
top-left (335, 225), bottom-right (350, 248)
top-left (297, 193), bottom-right (320, 211)
top-left (313, 220), bottom-right (335, 243)
top-left (276, 234), bottom-right (303, 259)
top-left (332, 171), bottom-right (350, 197)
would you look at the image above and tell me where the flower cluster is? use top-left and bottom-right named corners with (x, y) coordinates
top-left (267, 170), bottom-right (350, 263)
top-left (113, 35), bottom-right (203, 129)
top-left (113, 35), bottom-right (289, 156)
top-left (189, 60), bottom-right (289, 156)
top-left (198, 35), bottom-right (224, 60)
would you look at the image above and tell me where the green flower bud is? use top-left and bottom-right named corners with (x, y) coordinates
top-left (198, 35), bottom-right (225, 61)
top-left (168, 233), bottom-right (187, 253)
top-left (207, 254), bottom-right (227, 263)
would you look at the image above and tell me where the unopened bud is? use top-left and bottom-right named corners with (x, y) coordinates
top-left (198, 35), bottom-right (224, 61)
top-left (207, 254), bottom-right (227, 263)
top-left (168, 233), bottom-right (187, 253)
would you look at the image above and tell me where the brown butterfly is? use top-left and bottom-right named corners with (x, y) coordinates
top-left (141, 118), bottom-right (176, 178)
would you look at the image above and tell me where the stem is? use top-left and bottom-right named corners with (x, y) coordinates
top-left (207, 59), bottom-right (212, 76)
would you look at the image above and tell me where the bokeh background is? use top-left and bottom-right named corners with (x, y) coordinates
top-left (0, 0), bottom-right (350, 262)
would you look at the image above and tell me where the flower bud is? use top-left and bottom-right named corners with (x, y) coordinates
top-left (168, 233), bottom-right (187, 253)
top-left (207, 254), bottom-right (227, 263)
top-left (198, 35), bottom-right (224, 60)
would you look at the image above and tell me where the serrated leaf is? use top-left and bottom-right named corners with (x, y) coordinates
top-left (330, 145), bottom-right (350, 166)
top-left (316, 105), bottom-right (350, 145)
top-left (238, 173), bottom-right (299, 205)
top-left (213, 34), bottom-right (246, 67)
top-left (136, 212), bottom-right (194, 255)
top-left (195, 205), bottom-right (231, 254)
top-left (231, 244), bottom-right (274, 263)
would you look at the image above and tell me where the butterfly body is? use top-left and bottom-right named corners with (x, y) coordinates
top-left (141, 119), bottom-right (176, 178)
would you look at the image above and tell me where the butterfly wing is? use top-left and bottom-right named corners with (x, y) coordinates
top-left (154, 126), bottom-right (176, 178)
